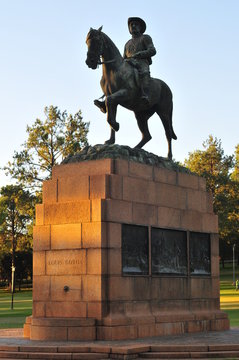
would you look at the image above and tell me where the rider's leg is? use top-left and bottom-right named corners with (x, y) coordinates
top-left (138, 64), bottom-right (150, 103)
top-left (139, 73), bottom-right (150, 103)
top-left (94, 99), bottom-right (106, 113)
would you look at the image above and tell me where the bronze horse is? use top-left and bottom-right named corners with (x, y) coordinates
top-left (85, 27), bottom-right (177, 159)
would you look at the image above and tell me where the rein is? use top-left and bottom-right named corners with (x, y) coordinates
top-left (97, 58), bottom-right (116, 65)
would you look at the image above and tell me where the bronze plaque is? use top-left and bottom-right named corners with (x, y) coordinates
top-left (190, 232), bottom-right (211, 275)
top-left (151, 228), bottom-right (187, 275)
top-left (122, 224), bottom-right (149, 275)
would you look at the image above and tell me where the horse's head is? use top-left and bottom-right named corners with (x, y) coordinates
top-left (85, 26), bottom-right (103, 69)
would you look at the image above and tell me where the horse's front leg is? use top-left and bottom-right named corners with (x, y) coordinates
top-left (105, 89), bottom-right (128, 132)
top-left (105, 128), bottom-right (115, 145)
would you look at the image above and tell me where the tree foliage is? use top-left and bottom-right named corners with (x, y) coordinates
top-left (231, 144), bottom-right (239, 182)
top-left (4, 106), bottom-right (89, 190)
top-left (0, 185), bottom-right (34, 288)
top-left (0, 185), bottom-right (34, 253)
top-left (184, 135), bottom-right (239, 256)
top-left (0, 251), bottom-right (32, 289)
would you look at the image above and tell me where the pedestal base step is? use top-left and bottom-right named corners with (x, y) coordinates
top-left (1, 344), bottom-right (239, 360)
top-left (24, 311), bottom-right (230, 341)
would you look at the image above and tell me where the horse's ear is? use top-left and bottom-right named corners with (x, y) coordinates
top-left (98, 25), bottom-right (103, 32)
top-left (90, 27), bottom-right (93, 31)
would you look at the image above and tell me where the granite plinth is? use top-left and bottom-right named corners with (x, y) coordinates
top-left (25, 157), bottom-right (229, 340)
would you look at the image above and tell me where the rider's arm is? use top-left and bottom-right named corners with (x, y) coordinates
top-left (123, 43), bottom-right (129, 59)
top-left (133, 35), bottom-right (156, 59)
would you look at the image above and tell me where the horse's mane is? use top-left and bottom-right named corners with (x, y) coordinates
top-left (101, 31), bottom-right (123, 60)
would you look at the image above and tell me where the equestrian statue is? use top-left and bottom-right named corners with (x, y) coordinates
top-left (85, 17), bottom-right (177, 159)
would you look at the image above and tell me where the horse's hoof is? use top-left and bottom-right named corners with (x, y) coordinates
top-left (105, 139), bottom-right (115, 145)
top-left (111, 122), bottom-right (119, 132)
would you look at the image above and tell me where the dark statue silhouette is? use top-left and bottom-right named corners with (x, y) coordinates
top-left (85, 18), bottom-right (177, 159)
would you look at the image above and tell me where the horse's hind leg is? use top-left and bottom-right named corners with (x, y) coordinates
top-left (134, 111), bottom-right (153, 149)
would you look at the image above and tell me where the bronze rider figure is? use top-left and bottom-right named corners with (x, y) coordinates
top-left (94, 17), bottom-right (156, 112)
top-left (123, 17), bottom-right (156, 104)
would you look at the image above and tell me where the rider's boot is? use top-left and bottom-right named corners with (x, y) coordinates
top-left (94, 99), bottom-right (107, 113)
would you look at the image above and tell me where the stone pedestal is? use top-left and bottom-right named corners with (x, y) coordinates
top-left (24, 158), bottom-right (229, 340)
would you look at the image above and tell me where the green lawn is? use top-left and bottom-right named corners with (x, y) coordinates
top-left (0, 289), bottom-right (32, 328)
top-left (220, 263), bottom-right (239, 327)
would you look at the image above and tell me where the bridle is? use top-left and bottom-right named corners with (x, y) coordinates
top-left (87, 29), bottom-right (116, 67)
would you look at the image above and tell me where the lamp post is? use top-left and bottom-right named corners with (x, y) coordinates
top-left (11, 263), bottom-right (15, 310)
top-left (233, 243), bottom-right (236, 286)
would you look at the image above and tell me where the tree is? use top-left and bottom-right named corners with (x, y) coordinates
top-left (0, 185), bottom-right (34, 289)
top-left (231, 144), bottom-right (239, 182)
top-left (0, 251), bottom-right (32, 290)
top-left (4, 106), bottom-right (89, 190)
top-left (184, 135), bottom-right (239, 260)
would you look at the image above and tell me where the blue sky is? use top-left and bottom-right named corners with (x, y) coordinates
top-left (0, 0), bottom-right (239, 187)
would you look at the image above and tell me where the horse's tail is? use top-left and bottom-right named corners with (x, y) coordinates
top-left (170, 102), bottom-right (177, 140)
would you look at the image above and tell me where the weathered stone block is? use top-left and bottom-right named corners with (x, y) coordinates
top-left (154, 167), bottom-right (177, 185)
top-left (33, 225), bottom-right (51, 251)
top-left (157, 207), bottom-right (181, 228)
top-left (33, 275), bottom-right (50, 301)
top-left (82, 275), bottom-right (105, 301)
top-left (58, 175), bottom-right (89, 202)
top-left (114, 159), bottom-right (129, 176)
top-left (97, 324), bottom-right (137, 340)
top-left (178, 172), bottom-right (199, 190)
top-left (30, 325), bottom-right (67, 341)
top-left (90, 175), bottom-right (109, 199)
top-left (132, 202), bottom-right (157, 225)
top-left (109, 174), bottom-right (123, 199)
top-left (123, 177), bottom-right (151, 203)
top-left (44, 201), bottom-right (91, 224)
top-left (52, 159), bottom-right (113, 178)
top-left (181, 210), bottom-right (202, 231)
top-left (50, 275), bottom-right (82, 301)
top-left (82, 222), bottom-right (106, 248)
top-left (35, 204), bottom-right (44, 226)
top-left (91, 199), bottom-right (105, 222)
top-left (104, 199), bottom-right (132, 223)
top-left (186, 189), bottom-right (207, 212)
top-left (108, 276), bottom-right (134, 301)
top-left (33, 251), bottom-right (46, 275)
top-left (129, 161), bottom-right (153, 180)
top-left (51, 223), bottom-right (82, 250)
top-left (32, 302), bottom-right (45, 318)
top-left (108, 248), bottom-right (121, 275)
top-left (107, 222), bottom-right (121, 248)
top-left (68, 326), bottom-right (96, 341)
top-left (43, 179), bottom-right (58, 204)
top-left (87, 302), bottom-right (105, 318)
top-left (86, 249), bottom-right (107, 275)
top-left (46, 250), bottom-right (86, 275)
top-left (190, 278), bottom-right (212, 299)
top-left (45, 301), bottom-right (86, 318)
top-left (202, 213), bottom-right (218, 233)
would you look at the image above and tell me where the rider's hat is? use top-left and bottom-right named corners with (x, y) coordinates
top-left (128, 17), bottom-right (146, 34)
